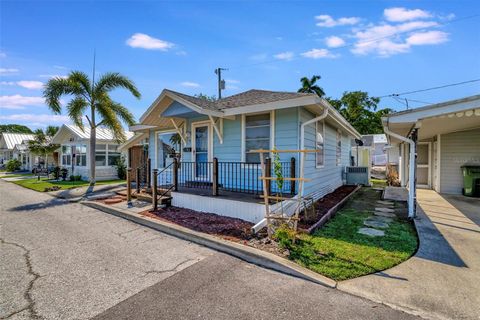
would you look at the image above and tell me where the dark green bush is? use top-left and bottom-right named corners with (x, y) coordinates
top-left (115, 156), bottom-right (127, 180)
top-left (6, 159), bottom-right (22, 172)
top-left (69, 175), bottom-right (83, 181)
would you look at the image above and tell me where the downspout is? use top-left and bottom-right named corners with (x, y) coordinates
top-left (383, 122), bottom-right (416, 219)
top-left (299, 107), bottom-right (328, 198)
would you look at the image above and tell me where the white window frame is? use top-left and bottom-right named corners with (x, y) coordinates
top-left (416, 141), bottom-right (431, 188)
top-left (241, 110), bottom-right (275, 164)
top-left (154, 129), bottom-right (184, 169)
top-left (336, 129), bottom-right (342, 166)
top-left (61, 145), bottom-right (72, 166)
top-left (315, 120), bottom-right (325, 168)
top-left (73, 144), bottom-right (87, 167)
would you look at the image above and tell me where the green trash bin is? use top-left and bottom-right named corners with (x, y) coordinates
top-left (461, 165), bottom-right (480, 197)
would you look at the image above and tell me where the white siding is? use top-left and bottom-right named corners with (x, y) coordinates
top-left (301, 107), bottom-right (352, 200)
top-left (440, 128), bottom-right (480, 194)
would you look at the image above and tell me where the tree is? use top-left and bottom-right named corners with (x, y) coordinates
top-left (327, 91), bottom-right (393, 135)
top-left (298, 75), bottom-right (325, 98)
top-left (27, 129), bottom-right (60, 170)
top-left (194, 93), bottom-right (216, 101)
top-left (43, 71), bottom-right (140, 185)
top-left (45, 125), bottom-right (59, 137)
top-left (0, 124), bottom-right (33, 134)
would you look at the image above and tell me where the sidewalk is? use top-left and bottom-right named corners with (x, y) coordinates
top-left (337, 189), bottom-right (480, 320)
top-left (51, 182), bottom-right (126, 201)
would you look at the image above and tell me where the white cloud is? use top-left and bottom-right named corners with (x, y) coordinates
top-left (351, 21), bottom-right (442, 56)
top-left (225, 85), bottom-right (240, 90)
top-left (301, 48), bottom-right (336, 59)
top-left (225, 79), bottom-right (240, 84)
top-left (0, 52), bottom-right (6, 58)
top-left (126, 33), bottom-right (174, 51)
top-left (53, 65), bottom-right (68, 70)
top-left (180, 81), bottom-right (200, 88)
top-left (0, 81), bottom-right (44, 90)
top-left (273, 51), bottom-right (294, 61)
top-left (250, 53), bottom-right (268, 61)
top-left (384, 7), bottom-right (432, 22)
top-left (0, 95), bottom-right (45, 110)
top-left (0, 68), bottom-right (19, 74)
top-left (315, 14), bottom-right (360, 27)
top-left (275, 36), bottom-right (283, 40)
top-left (17, 81), bottom-right (44, 90)
top-left (176, 50), bottom-right (187, 56)
top-left (406, 30), bottom-right (449, 45)
top-left (0, 114), bottom-right (70, 126)
top-left (325, 36), bottom-right (346, 48)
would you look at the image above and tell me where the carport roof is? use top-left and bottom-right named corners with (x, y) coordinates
top-left (383, 95), bottom-right (480, 141)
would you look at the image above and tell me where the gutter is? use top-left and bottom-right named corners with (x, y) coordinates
top-left (383, 122), bottom-right (416, 218)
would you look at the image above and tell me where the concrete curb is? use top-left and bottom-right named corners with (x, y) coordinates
top-left (305, 185), bottom-right (362, 234)
top-left (82, 200), bottom-right (337, 288)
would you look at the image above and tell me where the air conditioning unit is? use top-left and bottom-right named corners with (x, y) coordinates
top-left (345, 166), bottom-right (369, 185)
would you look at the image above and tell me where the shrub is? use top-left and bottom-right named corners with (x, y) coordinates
top-left (273, 224), bottom-right (297, 248)
top-left (115, 156), bottom-right (127, 180)
top-left (60, 168), bottom-right (68, 181)
top-left (52, 166), bottom-right (61, 180)
top-left (6, 159), bottom-right (22, 172)
top-left (69, 175), bottom-right (83, 181)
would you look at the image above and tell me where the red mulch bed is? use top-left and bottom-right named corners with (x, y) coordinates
top-left (297, 185), bottom-right (357, 230)
top-left (141, 207), bottom-right (255, 241)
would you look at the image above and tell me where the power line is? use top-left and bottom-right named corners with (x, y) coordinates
top-left (379, 78), bottom-right (480, 98)
top-left (230, 14), bottom-right (480, 69)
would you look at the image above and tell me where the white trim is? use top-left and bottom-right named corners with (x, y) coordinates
top-left (241, 110), bottom-right (275, 163)
top-left (315, 120), bottom-right (325, 168)
top-left (208, 115), bottom-right (223, 144)
top-left (417, 142), bottom-right (431, 188)
top-left (436, 134), bottom-right (441, 192)
top-left (154, 129), bottom-right (183, 170)
top-left (336, 128), bottom-right (342, 166)
top-left (223, 95), bottom-right (318, 116)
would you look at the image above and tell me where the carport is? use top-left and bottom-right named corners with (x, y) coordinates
top-left (382, 95), bottom-right (480, 218)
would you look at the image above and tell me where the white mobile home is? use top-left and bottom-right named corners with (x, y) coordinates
top-left (51, 125), bottom-right (133, 181)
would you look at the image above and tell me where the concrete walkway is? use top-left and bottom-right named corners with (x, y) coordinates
top-left (338, 189), bottom-right (480, 320)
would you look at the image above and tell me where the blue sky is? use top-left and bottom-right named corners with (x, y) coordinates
top-left (1, 0), bottom-right (479, 128)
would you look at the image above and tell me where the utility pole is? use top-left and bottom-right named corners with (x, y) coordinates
top-left (214, 67), bottom-right (227, 99)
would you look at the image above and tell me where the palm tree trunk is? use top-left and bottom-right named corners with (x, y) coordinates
top-left (89, 107), bottom-right (96, 186)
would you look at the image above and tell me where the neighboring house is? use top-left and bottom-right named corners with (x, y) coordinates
top-left (383, 95), bottom-right (480, 216)
top-left (350, 133), bottom-right (388, 167)
top-left (0, 133), bottom-right (35, 170)
top-left (51, 124), bottom-right (133, 181)
top-left (121, 89), bottom-right (361, 223)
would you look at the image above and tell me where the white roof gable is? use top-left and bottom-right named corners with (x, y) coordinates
top-left (0, 133), bottom-right (35, 150)
top-left (52, 124), bottom-right (134, 144)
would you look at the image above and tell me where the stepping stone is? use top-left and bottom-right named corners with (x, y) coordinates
top-left (366, 216), bottom-right (393, 223)
top-left (104, 198), bottom-right (123, 204)
top-left (374, 211), bottom-right (396, 218)
top-left (364, 220), bottom-right (389, 229)
top-left (375, 207), bottom-right (395, 213)
top-left (377, 201), bottom-right (394, 207)
top-left (377, 200), bottom-right (393, 205)
top-left (358, 227), bottom-right (385, 237)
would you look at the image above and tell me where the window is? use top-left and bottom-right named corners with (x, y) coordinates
top-left (156, 132), bottom-right (181, 168)
top-left (316, 121), bottom-right (324, 167)
top-left (95, 144), bottom-right (106, 166)
top-left (107, 145), bottom-right (121, 166)
top-left (336, 130), bottom-right (342, 166)
top-left (244, 113), bottom-right (270, 163)
top-left (62, 145), bottom-right (72, 166)
top-left (73, 144), bottom-right (87, 166)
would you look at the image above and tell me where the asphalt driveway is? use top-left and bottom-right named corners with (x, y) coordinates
top-left (0, 180), bottom-right (418, 319)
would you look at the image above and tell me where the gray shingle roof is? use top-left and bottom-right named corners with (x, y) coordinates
top-left (165, 89), bottom-right (315, 111)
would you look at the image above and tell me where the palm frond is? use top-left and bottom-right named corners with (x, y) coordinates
top-left (69, 71), bottom-right (92, 96)
top-left (66, 97), bottom-right (88, 130)
top-left (94, 72), bottom-right (141, 99)
top-left (95, 100), bottom-right (126, 142)
top-left (107, 101), bottom-right (136, 126)
top-left (43, 77), bottom-right (72, 113)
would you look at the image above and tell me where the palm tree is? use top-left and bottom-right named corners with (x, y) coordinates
top-left (28, 129), bottom-right (60, 171)
top-left (298, 75), bottom-right (325, 98)
top-left (43, 71), bottom-right (140, 185)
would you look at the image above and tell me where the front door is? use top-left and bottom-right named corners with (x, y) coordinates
top-left (192, 123), bottom-right (211, 178)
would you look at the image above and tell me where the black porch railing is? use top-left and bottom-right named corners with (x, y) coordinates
top-left (155, 157), bottom-right (296, 197)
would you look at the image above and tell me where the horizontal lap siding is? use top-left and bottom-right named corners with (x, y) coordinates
top-left (300, 107), bottom-right (348, 200)
top-left (440, 128), bottom-right (480, 194)
top-left (214, 116), bottom-right (241, 161)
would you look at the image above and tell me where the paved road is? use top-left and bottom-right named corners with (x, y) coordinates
top-left (0, 180), bottom-right (418, 319)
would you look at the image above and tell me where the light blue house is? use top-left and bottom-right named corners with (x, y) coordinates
top-left (122, 89), bottom-right (361, 223)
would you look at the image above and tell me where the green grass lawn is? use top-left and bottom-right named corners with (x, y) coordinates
top-left (12, 177), bottom-right (124, 192)
top-left (275, 188), bottom-right (418, 281)
top-left (0, 173), bottom-right (34, 178)
top-left (370, 179), bottom-right (387, 188)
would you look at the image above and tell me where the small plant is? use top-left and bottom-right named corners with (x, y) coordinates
top-left (60, 168), bottom-right (68, 181)
top-left (115, 156), bottom-right (127, 180)
top-left (52, 166), bottom-right (61, 180)
top-left (69, 175), bottom-right (83, 181)
top-left (6, 159), bottom-right (22, 172)
top-left (273, 224), bottom-right (297, 248)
